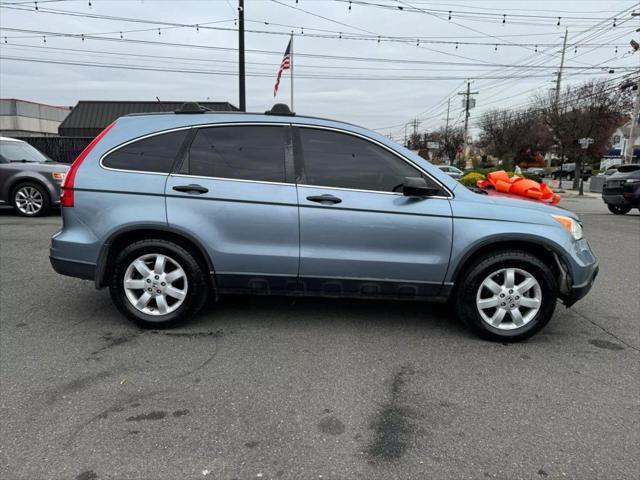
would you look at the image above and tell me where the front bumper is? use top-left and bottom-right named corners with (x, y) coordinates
top-left (602, 193), bottom-right (628, 206)
top-left (561, 262), bottom-right (598, 307)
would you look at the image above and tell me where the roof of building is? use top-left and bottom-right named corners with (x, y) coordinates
top-left (58, 100), bottom-right (239, 136)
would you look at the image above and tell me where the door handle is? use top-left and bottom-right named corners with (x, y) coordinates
top-left (306, 194), bottom-right (342, 205)
top-left (172, 184), bottom-right (208, 194)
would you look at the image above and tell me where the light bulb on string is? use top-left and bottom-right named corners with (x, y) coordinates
top-left (43, 36), bottom-right (46, 43)
top-left (557, 17), bottom-right (561, 27)
top-left (120, 31), bottom-right (123, 39)
top-left (535, 45), bottom-right (538, 53)
top-left (455, 42), bottom-right (458, 50)
top-left (613, 18), bottom-right (617, 27)
top-left (34, 2), bottom-right (38, 11)
top-left (196, 24), bottom-right (199, 32)
top-left (348, 1), bottom-right (352, 13)
top-left (494, 44), bottom-right (498, 51)
top-left (502, 14), bottom-right (506, 24)
top-left (158, 28), bottom-right (161, 36)
top-left (448, 11), bottom-right (452, 21)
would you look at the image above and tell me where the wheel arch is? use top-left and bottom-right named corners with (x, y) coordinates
top-left (448, 235), bottom-right (569, 293)
top-left (96, 225), bottom-right (215, 290)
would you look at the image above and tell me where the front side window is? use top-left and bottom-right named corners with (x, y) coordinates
top-left (298, 128), bottom-right (425, 193)
top-left (185, 126), bottom-right (286, 183)
top-left (103, 129), bottom-right (188, 173)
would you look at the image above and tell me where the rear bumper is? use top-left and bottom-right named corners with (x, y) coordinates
top-left (50, 256), bottom-right (96, 281)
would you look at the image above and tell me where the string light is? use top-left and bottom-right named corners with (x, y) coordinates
top-left (339, 31), bottom-right (342, 39)
top-left (416, 38), bottom-right (419, 46)
top-left (81, 33), bottom-right (85, 41)
top-left (502, 14), bottom-right (506, 24)
top-left (613, 18), bottom-right (617, 27)
top-left (158, 28), bottom-right (161, 36)
top-left (348, 1), bottom-right (352, 13)
top-left (196, 24), bottom-right (199, 32)
top-left (615, 46), bottom-right (618, 54)
top-left (377, 35), bottom-right (380, 44)
top-left (119, 31), bottom-right (123, 39)
top-left (557, 17), bottom-right (561, 26)
top-left (455, 42), bottom-right (458, 50)
top-left (448, 10), bottom-right (452, 21)
top-left (34, 2), bottom-right (38, 11)
top-left (494, 44), bottom-right (498, 51)
top-left (301, 27), bottom-right (304, 34)
top-left (535, 44), bottom-right (538, 53)
top-left (88, 1), bottom-right (92, 7)
top-left (42, 35), bottom-right (46, 43)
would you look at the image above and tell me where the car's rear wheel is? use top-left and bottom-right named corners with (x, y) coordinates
top-left (455, 250), bottom-right (558, 342)
top-left (12, 182), bottom-right (50, 217)
top-left (109, 239), bottom-right (208, 328)
top-left (607, 204), bottom-right (631, 215)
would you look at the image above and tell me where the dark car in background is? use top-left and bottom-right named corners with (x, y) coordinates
top-left (551, 162), bottom-right (592, 181)
top-left (602, 164), bottom-right (640, 214)
top-left (0, 137), bottom-right (70, 216)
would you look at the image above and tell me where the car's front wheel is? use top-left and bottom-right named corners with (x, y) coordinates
top-left (109, 239), bottom-right (209, 328)
top-left (455, 250), bottom-right (558, 342)
top-left (12, 182), bottom-right (50, 217)
top-left (607, 204), bottom-right (631, 215)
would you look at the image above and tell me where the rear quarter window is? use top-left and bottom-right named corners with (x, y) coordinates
top-left (102, 129), bottom-right (188, 173)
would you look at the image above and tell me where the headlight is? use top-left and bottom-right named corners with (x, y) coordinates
top-left (625, 178), bottom-right (640, 184)
top-left (52, 171), bottom-right (66, 182)
top-left (552, 215), bottom-right (583, 240)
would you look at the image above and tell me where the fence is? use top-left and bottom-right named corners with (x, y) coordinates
top-left (15, 136), bottom-right (93, 164)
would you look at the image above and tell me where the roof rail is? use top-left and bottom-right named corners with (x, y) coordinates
top-left (175, 102), bottom-right (211, 114)
top-left (265, 103), bottom-right (295, 116)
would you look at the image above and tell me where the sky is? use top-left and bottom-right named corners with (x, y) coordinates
top-left (0, 0), bottom-right (638, 140)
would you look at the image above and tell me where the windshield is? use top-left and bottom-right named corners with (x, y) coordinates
top-left (0, 140), bottom-right (51, 163)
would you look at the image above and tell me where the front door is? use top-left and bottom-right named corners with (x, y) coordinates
top-left (294, 126), bottom-right (453, 299)
top-left (165, 124), bottom-right (299, 293)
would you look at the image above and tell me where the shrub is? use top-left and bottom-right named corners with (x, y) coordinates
top-left (460, 172), bottom-right (486, 188)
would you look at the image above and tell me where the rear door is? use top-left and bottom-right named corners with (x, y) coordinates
top-left (294, 126), bottom-right (453, 299)
top-left (165, 124), bottom-right (299, 293)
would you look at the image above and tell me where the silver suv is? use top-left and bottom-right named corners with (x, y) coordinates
top-left (50, 104), bottom-right (598, 342)
top-left (0, 137), bottom-right (69, 216)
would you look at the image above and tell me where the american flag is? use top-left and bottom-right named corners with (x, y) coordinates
top-left (273, 38), bottom-right (291, 97)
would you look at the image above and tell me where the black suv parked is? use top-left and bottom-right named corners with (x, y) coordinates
top-left (602, 164), bottom-right (640, 214)
top-left (551, 162), bottom-right (592, 181)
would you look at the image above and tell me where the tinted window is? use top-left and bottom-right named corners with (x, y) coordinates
top-left (299, 128), bottom-right (423, 192)
top-left (186, 126), bottom-right (286, 182)
top-left (103, 130), bottom-right (187, 173)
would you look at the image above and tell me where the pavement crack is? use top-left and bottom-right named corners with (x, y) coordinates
top-left (569, 307), bottom-right (640, 353)
top-left (176, 350), bottom-right (219, 378)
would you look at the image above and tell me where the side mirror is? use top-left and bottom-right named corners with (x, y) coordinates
top-left (402, 177), bottom-right (441, 197)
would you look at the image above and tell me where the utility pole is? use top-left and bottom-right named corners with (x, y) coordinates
top-left (443, 98), bottom-right (451, 165)
top-left (623, 78), bottom-right (640, 165)
top-left (554, 29), bottom-right (568, 187)
top-left (554, 29), bottom-right (568, 111)
top-left (458, 80), bottom-right (478, 166)
top-left (238, 0), bottom-right (246, 112)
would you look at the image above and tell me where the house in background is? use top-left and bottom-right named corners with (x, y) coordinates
top-left (0, 98), bottom-right (71, 137)
top-left (602, 121), bottom-right (640, 169)
top-left (58, 100), bottom-right (239, 137)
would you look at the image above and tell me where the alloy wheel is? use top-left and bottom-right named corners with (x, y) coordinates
top-left (14, 186), bottom-right (44, 215)
top-left (123, 253), bottom-right (188, 316)
top-left (476, 267), bottom-right (542, 330)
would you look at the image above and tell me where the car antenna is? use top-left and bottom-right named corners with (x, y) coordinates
top-left (155, 96), bottom-right (167, 112)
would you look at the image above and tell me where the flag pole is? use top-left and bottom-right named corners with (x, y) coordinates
top-left (290, 32), bottom-right (294, 111)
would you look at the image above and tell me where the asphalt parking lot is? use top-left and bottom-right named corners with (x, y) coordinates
top-left (0, 197), bottom-right (638, 480)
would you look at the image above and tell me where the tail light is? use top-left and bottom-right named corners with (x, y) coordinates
top-left (61, 121), bottom-right (116, 208)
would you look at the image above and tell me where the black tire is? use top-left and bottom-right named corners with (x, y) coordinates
top-left (109, 239), bottom-right (209, 328)
top-left (454, 250), bottom-right (558, 342)
top-left (11, 182), bottom-right (50, 217)
top-left (607, 204), bottom-right (631, 215)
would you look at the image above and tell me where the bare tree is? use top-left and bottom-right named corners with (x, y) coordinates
top-left (478, 108), bottom-right (552, 169)
top-left (538, 79), bottom-right (628, 189)
top-left (425, 126), bottom-right (465, 165)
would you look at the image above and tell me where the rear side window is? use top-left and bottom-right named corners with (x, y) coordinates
top-left (185, 126), bottom-right (286, 183)
top-left (103, 130), bottom-right (188, 173)
top-left (298, 128), bottom-right (423, 192)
